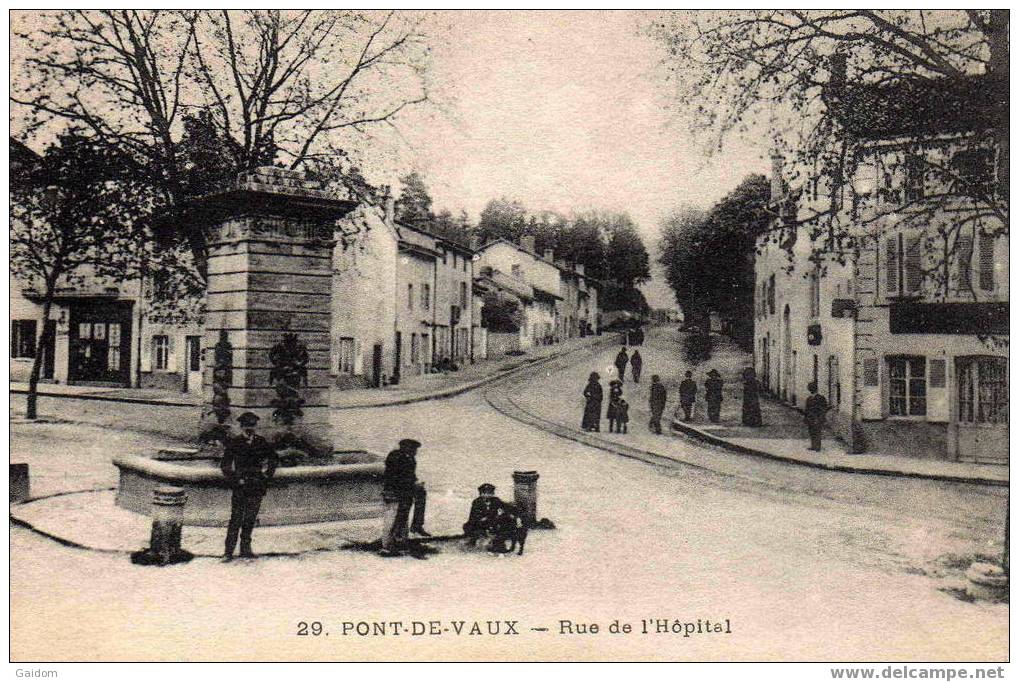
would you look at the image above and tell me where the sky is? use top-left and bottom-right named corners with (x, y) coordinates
top-left (387, 10), bottom-right (771, 309)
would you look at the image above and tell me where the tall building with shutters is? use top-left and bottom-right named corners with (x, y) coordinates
top-left (754, 72), bottom-right (1007, 463)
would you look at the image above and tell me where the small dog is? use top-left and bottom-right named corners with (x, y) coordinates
top-left (489, 504), bottom-right (528, 556)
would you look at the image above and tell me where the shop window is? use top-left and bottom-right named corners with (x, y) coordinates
top-left (11, 320), bottom-right (36, 359)
top-left (152, 335), bottom-right (170, 371)
top-left (958, 357), bottom-right (1008, 424)
top-left (888, 356), bottom-right (926, 417)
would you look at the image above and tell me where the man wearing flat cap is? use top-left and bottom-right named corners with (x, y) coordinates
top-left (220, 411), bottom-right (278, 560)
top-left (380, 438), bottom-right (430, 555)
top-left (463, 483), bottom-right (502, 546)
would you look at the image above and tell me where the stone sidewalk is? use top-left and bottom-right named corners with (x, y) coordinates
top-left (669, 340), bottom-right (1009, 487)
top-left (503, 328), bottom-right (1007, 487)
top-left (9, 332), bottom-right (616, 411)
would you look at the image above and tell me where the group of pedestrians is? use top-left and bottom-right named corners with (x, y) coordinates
top-left (581, 346), bottom-right (664, 435)
top-left (676, 367), bottom-right (762, 426)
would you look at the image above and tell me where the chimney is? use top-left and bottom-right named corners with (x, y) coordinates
top-left (770, 152), bottom-right (785, 202)
top-left (469, 235), bottom-right (481, 251)
top-left (520, 235), bottom-right (536, 253)
top-left (544, 249), bottom-right (554, 262)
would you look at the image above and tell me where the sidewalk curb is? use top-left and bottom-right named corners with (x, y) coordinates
top-left (10, 338), bottom-right (617, 412)
top-left (669, 419), bottom-right (1007, 488)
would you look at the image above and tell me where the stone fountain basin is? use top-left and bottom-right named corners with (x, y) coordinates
top-left (113, 449), bottom-right (386, 527)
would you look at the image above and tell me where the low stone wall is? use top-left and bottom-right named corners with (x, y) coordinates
top-left (140, 371), bottom-right (184, 392)
top-left (113, 450), bottom-right (386, 527)
top-left (487, 332), bottom-right (521, 358)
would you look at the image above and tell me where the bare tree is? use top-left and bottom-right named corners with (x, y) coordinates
top-left (651, 10), bottom-right (1008, 288)
top-left (12, 9), bottom-right (430, 281)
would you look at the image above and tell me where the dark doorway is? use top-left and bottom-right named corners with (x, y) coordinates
top-left (68, 301), bottom-right (133, 386)
top-left (372, 344), bottom-right (383, 388)
top-left (41, 319), bottom-right (56, 380)
top-left (393, 332), bottom-right (401, 385)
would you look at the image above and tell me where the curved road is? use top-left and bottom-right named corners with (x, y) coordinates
top-left (10, 327), bottom-right (1008, 661)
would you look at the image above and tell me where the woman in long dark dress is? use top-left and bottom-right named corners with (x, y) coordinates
top-left (582, 372), bottom-right (603, 432)
top-left (741, 366), bottom-right (763, 427)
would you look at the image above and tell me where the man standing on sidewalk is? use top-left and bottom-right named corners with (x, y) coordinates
top-left (630, 349), bottom-right (643, 383)
top-left (221, 412), bottom-right (278, 560)
top-left (679, 371), bottom-right (697, 421)
top-left (648, 374), bottom-right (667, 434)
top-left (804, 382), bottom-right (829, 452)
top-left (614, 347), bottom-right (629, 383)
top-left (380, 438), bottom-right (430, 556)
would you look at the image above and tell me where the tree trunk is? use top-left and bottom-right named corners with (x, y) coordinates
top-left (26, 294), bottom-right (54, 420)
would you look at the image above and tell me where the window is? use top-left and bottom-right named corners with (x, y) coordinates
top-left (422, 334), bottom-right (430, 366)
top-left (460, 281), bottom-right (467, 308)
top-left (452, 253), bottom-right (458, 269)
top-left (888, 356), bottom-right (926, 417)
top-left (108, 323), bottom-right (121, 371)
top-left (410, 333), bottom-right (419, 364)
top-left (338, 337), bottom-right (355, 375)
top-left (904, 155), bottom-right (925, 202)
top-left (441, 250), bottom-right (447, 265)
top-left (952, 147), bottom-right (995, 198)
top-left (422, 283), bottom-right (430, 311)
top-left (152, 335), bottom-right (170, 371)
top-left (958, 357), bottom-right (1008, 424)
top-left (11, 320), bottom-right (36, 358)
top-left (407, 283), bottom-right (414, 310)
top-left (978, 232), bottom-right (995, 292)
top-left (462, 257), bottom-right (467, 273)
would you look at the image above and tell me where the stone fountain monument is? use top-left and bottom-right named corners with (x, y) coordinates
top-left (114, 168), bottom-right (386, 526)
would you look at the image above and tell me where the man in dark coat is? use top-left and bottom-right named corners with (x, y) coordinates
top-left (463, 483), bottom-right (501, 546)
top-left (804, 382), bottom-right (830, 451)
top-left (630, 349), bottom-right (643, 383)
top-left (679, 371), bottom-right (697, 421)
top-left (648, 374), bottom-right (668, 434)
top-left (614, 347), bottom-right (629, 383)
top-left (704, 369), bottom-right (724, 424)
top-left (380, 438), bottom-right (429, 555)
top-left (221, 411), bottom-right (278, 560)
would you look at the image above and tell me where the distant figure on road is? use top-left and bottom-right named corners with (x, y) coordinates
top-left (679, 371), bottom-right (697, 421)
top-left (630, 349), bottom-right (643, 383)
top-left (607, 380), bottom-right (624, 432)
top-left (582, 372), bottom-right (603, 432)
top-left (649, 374), bottom-right (667, 434)
top-left (804, 382), bottom-right (830, 452)
top-left (614, 347), bottom-right (629, 383)
top-left (615, 398), bottom-right (629, 434)
top-left (220, 411), bottom-right (278, 561)
top-left (741, 366), bottom-right (763, 427)
top-left (705, 369), bottom-right (724, 424)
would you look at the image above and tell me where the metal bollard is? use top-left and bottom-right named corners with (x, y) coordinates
top-left (10, 463), bottom-right (30, 503)
top-left (131, 486), bottom-right (193, 566)
top-left (512, 471), bottom-right (540, 528)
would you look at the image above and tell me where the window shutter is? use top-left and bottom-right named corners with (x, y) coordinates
top-left (904, 235), bottom-right (922, 293)
top-left (979, 232), bottom-right (995, 291)
top-left (863, 358), bottom-right (879, 386)
top-left (886, 237), bottom-right (898, 295)
top-left (166, 335), bottom-right (178, 372)
top-left (929, 359), bottom-right (946, 388)
top-left (956, 235), bottom-right (973, 290)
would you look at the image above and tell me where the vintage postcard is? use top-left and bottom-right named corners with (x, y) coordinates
top-left (8, 9), bottom-right (1009, 665)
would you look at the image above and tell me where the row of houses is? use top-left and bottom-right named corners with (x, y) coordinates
top-left (9, 156), bottom-right (602, 394)
top-left (753, 70), bottom-right (1008, 464)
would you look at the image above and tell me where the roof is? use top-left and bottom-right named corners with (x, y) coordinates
top-left (396, 220), bottom-right (474, 256)
top-left (475, 238), bottom-right (596, 282)
top-left (827, 74), bottom-right (1007, 141)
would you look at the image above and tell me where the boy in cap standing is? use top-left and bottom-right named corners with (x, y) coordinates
top-left (221, 411), bottom-right (278, 560)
